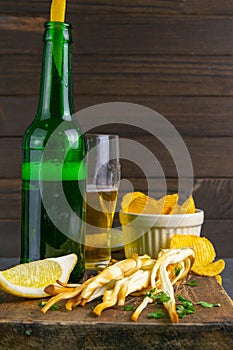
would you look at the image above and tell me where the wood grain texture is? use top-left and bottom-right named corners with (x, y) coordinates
top-left (1, 96), bottom-right (233, 137)
top-left (0, 179), bottom-right (21, 220)
top-left (0, 276), bottom-right (232, 350)
top-left (3, 54), bottom-right (233, 97)
top-left (2, 14), bottom-right (233, 56)
top-left (202, 220), bottom-right (233, 258)
top-left (0, 219), bottom-right (232, 258)
top-left (0, 137), bottom-right (232, 178)
top-left (1, 177), bottom-right (233, 258)
top-left (2, 178), bottom-right (233, 220)
top-left (2, 54), bottom-right (233, 97)
top-left (0, 0), bottom-right (233, 258)
top-left (2, 0), bottom-right (233, 16)
top-left (0, 221), bottom-right (20, 257)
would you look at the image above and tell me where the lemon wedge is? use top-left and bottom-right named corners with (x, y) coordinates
top-left (0, 254), bottom-right (77, 298)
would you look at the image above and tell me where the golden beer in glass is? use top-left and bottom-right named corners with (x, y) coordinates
top-left (85, 135), bottom-right (120, 270)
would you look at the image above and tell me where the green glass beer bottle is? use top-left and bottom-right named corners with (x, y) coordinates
top-left (21, 21), bottom-right (86, 282)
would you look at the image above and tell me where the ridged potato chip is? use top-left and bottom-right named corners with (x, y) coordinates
top-left (169, 234), bottom-right (225, 277)
top-left (121, 192), bottom-right (146, 212)
top-left (192, 259), bottom-right (225, 277)
top-left (215, 275), bottom-right (222, 285)
top-left (121, 192), bottom-right (196, 216)
top-left (170, 195), bottom-right (195, 214)
top-left (169, 234), bottom-right (216, 268)
top-left (127, 196), bottom-right (161, 214)
top-left (157, 194), bottom-right (179, 214)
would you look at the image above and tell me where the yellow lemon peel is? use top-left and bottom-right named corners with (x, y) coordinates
top-left (50, 0), bottom-right (66, 22)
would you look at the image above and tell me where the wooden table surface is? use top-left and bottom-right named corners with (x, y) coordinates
top-left (0, 259), bottom-right (232, 350)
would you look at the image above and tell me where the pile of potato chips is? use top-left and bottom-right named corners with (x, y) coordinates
top-left (121, 192), bottom-right (225, 283)
top-left (121, 192), bottom-right (195, 215)
top-left (170, 234), bottom-right (225, 283)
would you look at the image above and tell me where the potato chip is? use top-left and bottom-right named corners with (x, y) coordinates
top-left (215, 275), bottom-right (222, 285)
top-left (182, 195), bottom-right (196, 214)
top-left (157, 194), bottom-right (179, 214)
top-left (170, 195), bottom-right (195, 214)
top-left (169, 204), bottom-right (182, 214)
top-left (122, 192), bottom-right (195, 215)
top-left (169, 234), bottom-right (216, 268)
top-left (127, 196), bottom-right (161, 214)
top-left (121, 192), bottom-right (146, 212)
top-left (192, 259), bottom-right (225, 277)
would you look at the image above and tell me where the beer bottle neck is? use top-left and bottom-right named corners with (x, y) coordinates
top-left (36, 22), bottom-right (74, 121)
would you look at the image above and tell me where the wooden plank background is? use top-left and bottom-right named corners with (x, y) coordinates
top-left (0, 0), bottom-right (233, 258)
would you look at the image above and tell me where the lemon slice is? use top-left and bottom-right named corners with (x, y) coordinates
top-left (0, 254), bottom-right (77, 298)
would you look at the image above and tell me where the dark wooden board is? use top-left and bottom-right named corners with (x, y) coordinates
top-left (3, 14), bottom-right (233, 56)
top-left (1, 96), bottom-right (233, 138)
top-left (1, 175), bottom-right (233, 258)
top-left (2, 178), bottom-right (233, 220)
top-left (0, 221), bottom-right (20, 258)
top-left (1, 136), bottom-right (232, 178)
top-left (1, 219), bottom-right (233, 259)
top-left (2, 0), bottom-right (233, 16)
top-left (0, 180), bottom-right (21, 221)
top-left (202, 221), bottom-right (233, 258)
top-left (0, 276), bottom-right (232, 350)
top-left (2, 54), bottom-right (233, 96)
top-left (0, 0), bottom-right (233, 261)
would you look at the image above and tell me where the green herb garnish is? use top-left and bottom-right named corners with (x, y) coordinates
top-left (38, 300), bottom-right (47, 307)
top-left (175, 266), bottom-right (182, 276)
top-left (147, 309), bottom-right (168, 319)
top-left (146, 293), bottom-right (221, 322)
top-left (177, 294), bottom-right (194, 308)
top-left (151, 291), bottom-right (171, 303)
top-left (39, 300), bottom-right (59, 311)
top-left (176, 294), bottom-right (195, 318)
top-left (124, 305), bottom-right (135, 311)
top-left (176, 305), bottom-right (188, 318)
top-left (146, 288), bottom-right (156, 298)
top-left (197, 301), bottom-right (221, 308)
top-left (184, 280), bottom-right (198, 287)
top-left (50, 304), bottom-right (59, 311)
top-left (25, 329), bottom-right (32, 336)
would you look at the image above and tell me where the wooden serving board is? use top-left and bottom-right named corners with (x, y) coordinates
top-left (0, 276), bottom-right (232, 350)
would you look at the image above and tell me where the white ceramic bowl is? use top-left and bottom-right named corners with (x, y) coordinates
top-left (119, 209), bottom-right (204, 259)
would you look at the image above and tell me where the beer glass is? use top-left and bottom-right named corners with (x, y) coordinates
top-left (85, 134), bottom-right (120, 270)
